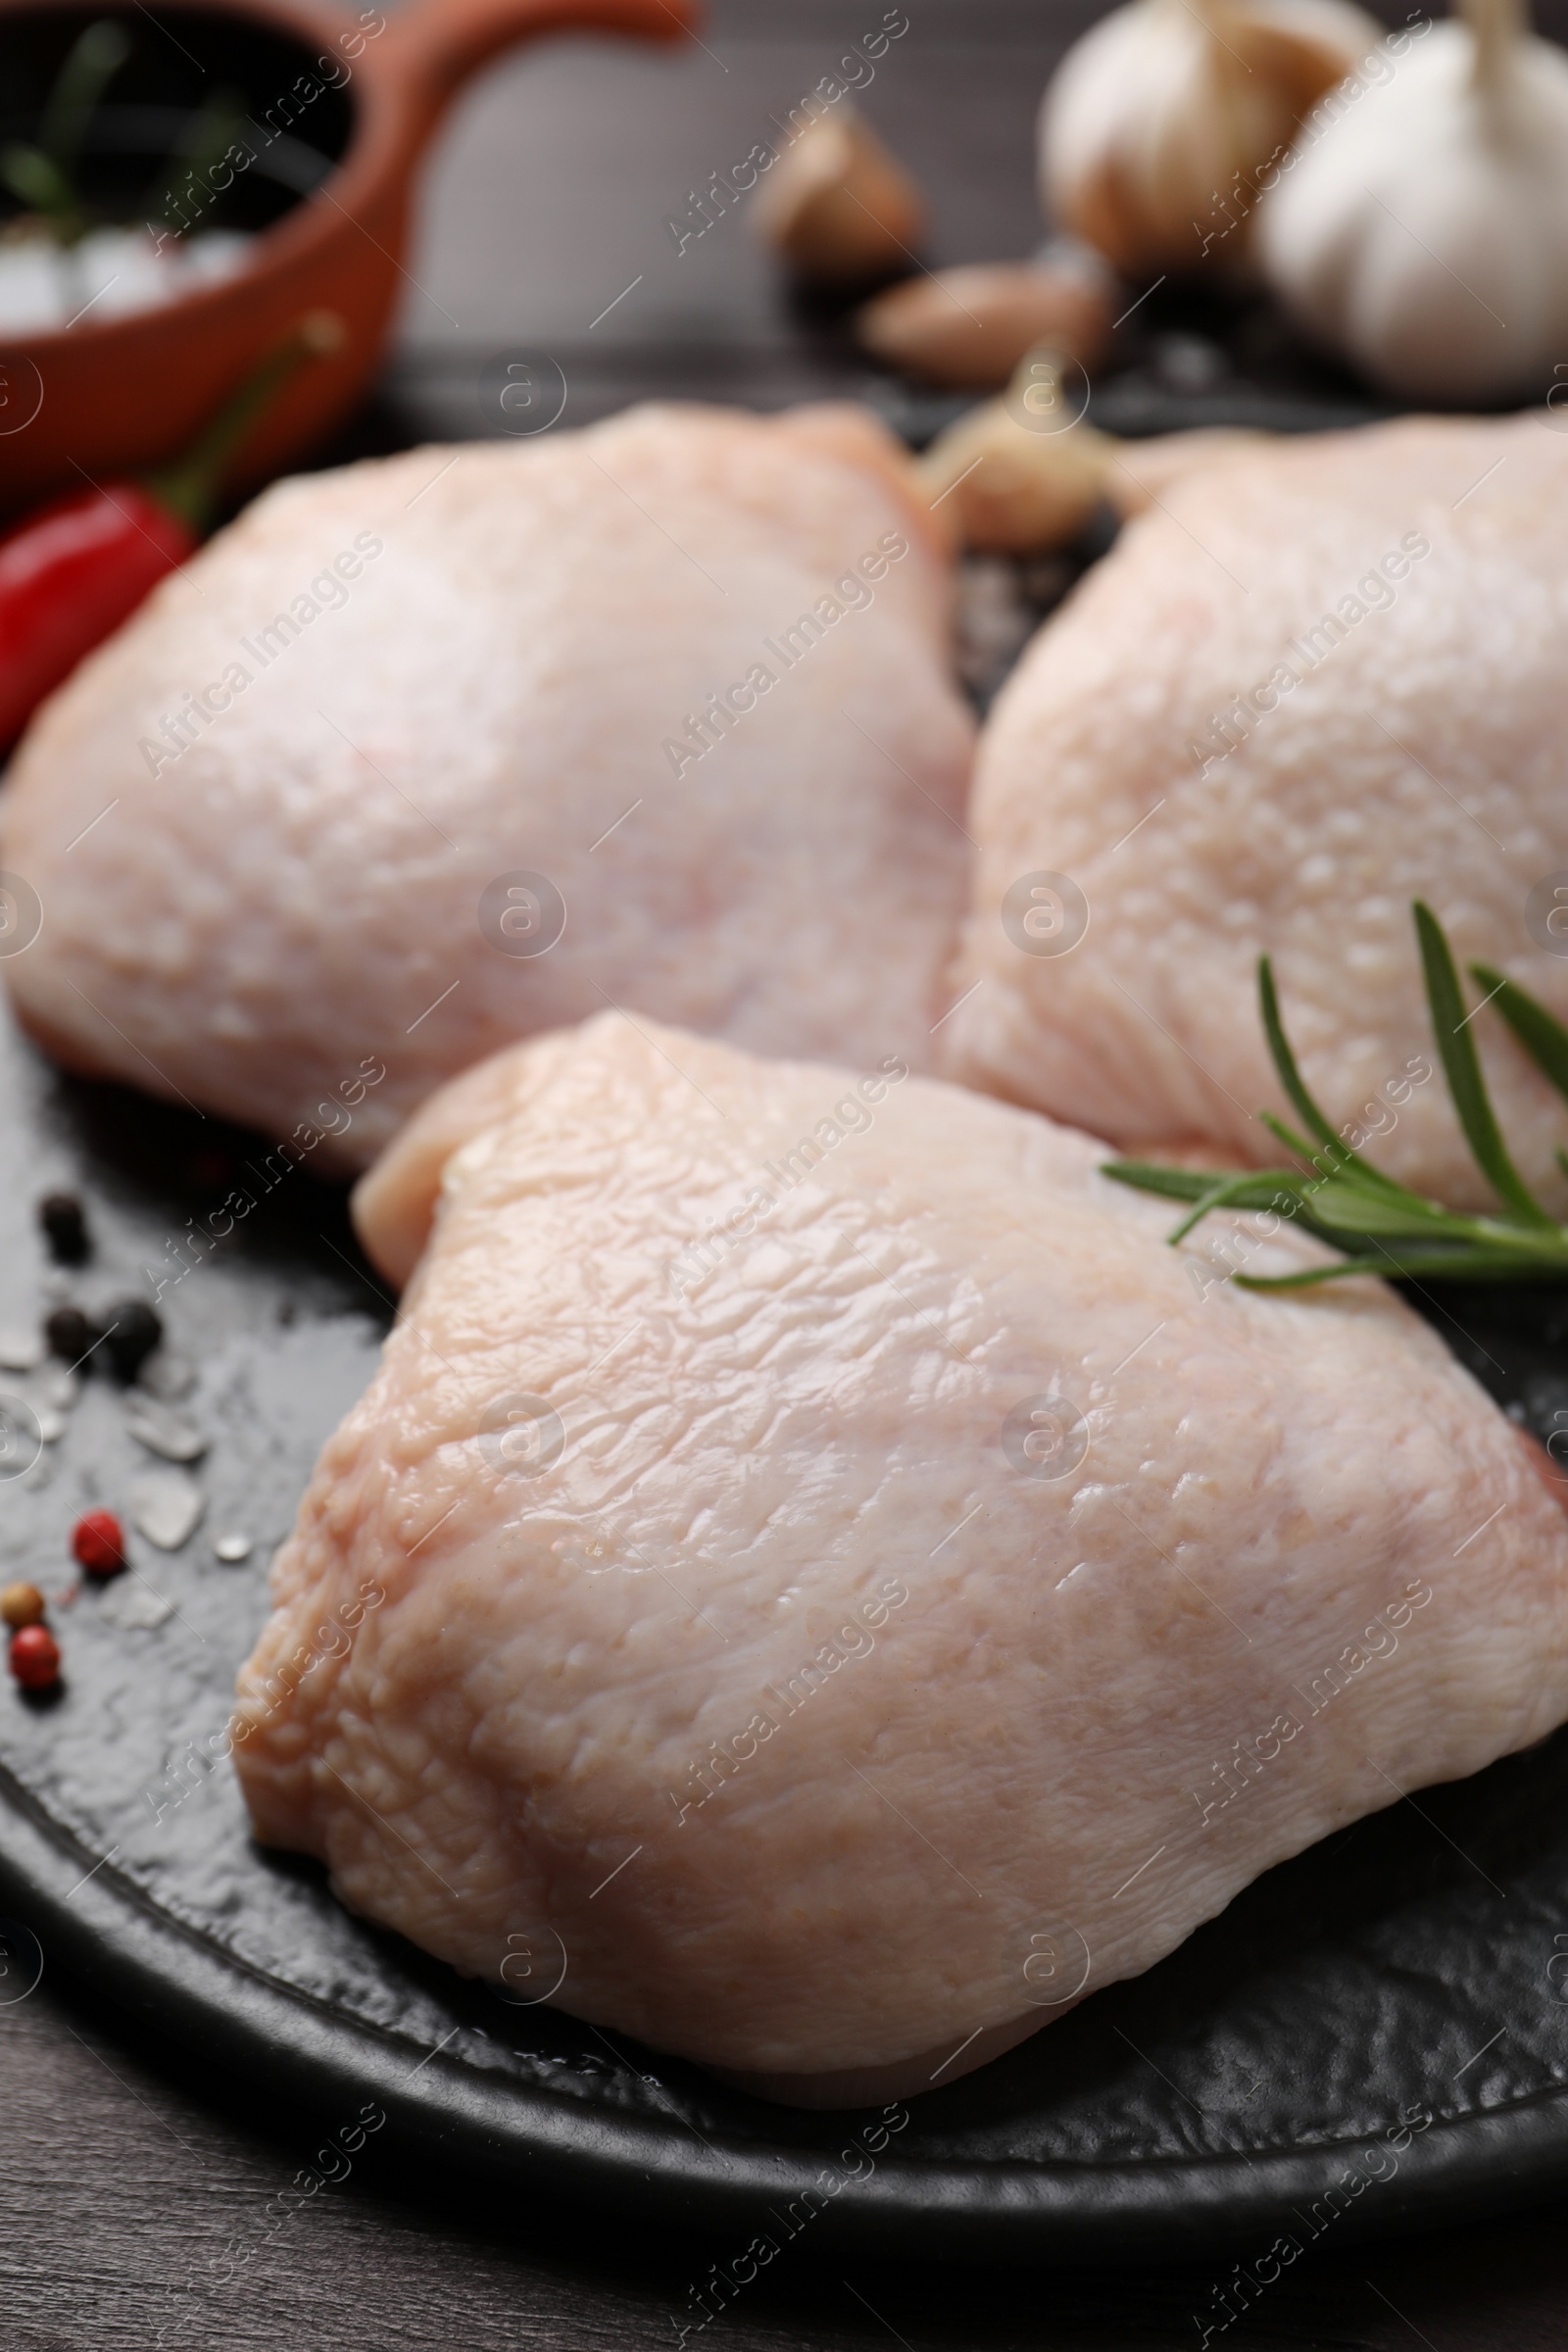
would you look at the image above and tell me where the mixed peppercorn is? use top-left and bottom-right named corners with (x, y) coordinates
top-left (7, 1188), bottom-right (255, 1697)
top-left (8, 1184), bottom-right (157, 1694)
top-left (1, 1510), bottom-right (131, 1691)
top-left (3, 1582), bottom-right (57, 1690)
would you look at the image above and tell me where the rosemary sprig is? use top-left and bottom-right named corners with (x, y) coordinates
top-left (143, 88), bottom-right (250, 237)
top-left (1102, 901), bottom-right (1568, 1290)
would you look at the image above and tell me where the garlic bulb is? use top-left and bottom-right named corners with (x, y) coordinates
top-left (1257, 0), bottom-right (1568, 403)
top-left (1039, 0), bottom-right (1380, 281)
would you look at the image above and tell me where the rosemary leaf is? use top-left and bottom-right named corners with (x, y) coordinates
top-left (144, 89), bottom-right (250, 235)
top-left (1256, 1107), bottom-right (1325, 1165)
top-left (1235, 1244), bottom-right (1562, 1292)
top-left (0, 143), bottom-right (80, 238)
top-left (1099, 1161), bottom-right (1217, 1203)
top-left (1101, 1162), bottom-right (1316, 1213)
top-left (1165, 1171), bottom-right (1294, 1245)
top-left (1303, 1186), bottom-right (1470, 1240)
top-left (1470, 961), bottom-right (1568, 1110)
top-left (1414, 904), bottom-right (1555, 1228)
top-left (39, 20), bottom-right (130, 176)
top-left (1257, 959), bottom-right (1409, 1194)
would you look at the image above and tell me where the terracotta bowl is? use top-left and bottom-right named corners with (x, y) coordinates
top-left (0, 0), bottom-right (693, 513)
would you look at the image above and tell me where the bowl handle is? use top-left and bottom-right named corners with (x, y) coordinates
top-left (380, 0), bottom-right (697, 132)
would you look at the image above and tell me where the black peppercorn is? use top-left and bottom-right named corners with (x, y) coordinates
top-left (37, 1192), bottom-right (89, 1266)
top-left (102, 1298), bottom-right (163, 1382)
top-left (44, 1304), bottom-right (102, 1366)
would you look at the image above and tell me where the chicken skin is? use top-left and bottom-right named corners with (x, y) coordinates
top-left (945, 414), bottom-right (1568, 1210)
top-left (0, 404), bottom-right (971, 1170)
top-left (233, 1013), bottom-right (1568, 2103)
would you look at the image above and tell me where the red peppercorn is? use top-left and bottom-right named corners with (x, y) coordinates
top-left (11, 1625), bottom-right (61, 1690)
top-left (72, 1509), bottom-right (125, 1578)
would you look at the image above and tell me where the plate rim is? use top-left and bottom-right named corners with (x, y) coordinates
top-left (7, 1761), bottom-right (1568, 2264)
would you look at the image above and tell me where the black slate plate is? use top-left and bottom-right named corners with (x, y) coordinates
top-left (5, 997), bottom-right (1568, 2277)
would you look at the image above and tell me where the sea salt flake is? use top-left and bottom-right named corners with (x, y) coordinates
top-left (37, 1366), bottom-right (78, 1411)
top-left (10, 1375), bottom-right (66, 1444)
top-left (123, 1393), bottom-right (208, 1463)
top-left (130, 1468), bottom-right (204, 1551)
top-left (137, 1350), bottom-right (197, 1401)
top-left (100, 1576), bottom-right (175, 1631)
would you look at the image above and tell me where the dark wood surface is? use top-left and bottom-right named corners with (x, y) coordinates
top-left (11, 1958), bottom-right (1568, 2351)
top-left (9, 4), bottom-right (1568, 2345)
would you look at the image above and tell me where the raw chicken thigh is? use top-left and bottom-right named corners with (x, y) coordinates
top-left (945, 415), bottom-right (1568, 1210)
top-left (0, 404), bottom-right (972, 1170)
top-left (233, 1011), bottom-right (1568, 2102)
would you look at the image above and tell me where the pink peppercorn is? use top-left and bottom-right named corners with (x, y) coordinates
top-left (72, 1509), bottom-right (124, 1578)
top-left (10, 1625), bottom-right (61, 1690)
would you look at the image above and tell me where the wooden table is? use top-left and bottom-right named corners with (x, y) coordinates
top-left (8, 3), bottom-right (1568, 2343)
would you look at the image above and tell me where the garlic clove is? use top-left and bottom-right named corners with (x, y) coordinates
top-left (916, 356), bottom-right (1117, 552)
top-left (855, 263), bottom-right (1113, 388)
top-left (750, 105), bottom-right (926, 287)
top-left (917, 341), bottom-right (1281, 552)
top-left (917, 424), bottom-right (1107, 554)
top-left (1257, 2), bottom-right (1568, 404)
top-left (1039, 0), bottom-right (1380, 282)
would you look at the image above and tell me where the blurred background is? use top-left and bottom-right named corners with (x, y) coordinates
top-left (393, 0), bottom-right (1061, 430)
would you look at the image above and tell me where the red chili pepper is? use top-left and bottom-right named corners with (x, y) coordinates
top-left (0, 486), bottom-right (194, 744)
top-left (72, 1507), bottom-right (125, 1577)
top-left (0, 310), bottom-right (343, 749)
top-left (10, 1624), bottom-right (61, 1690)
